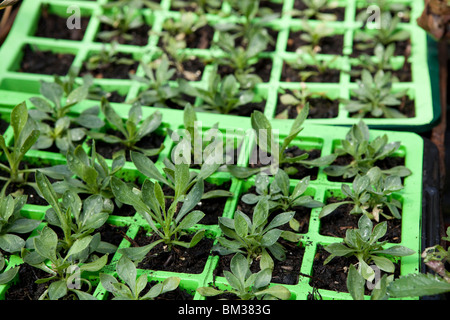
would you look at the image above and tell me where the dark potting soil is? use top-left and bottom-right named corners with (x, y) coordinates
top-left (347, 96), bottom-right (415, 119)
top-left (0, 161), bottom-right (49, 206)
top-left (326, 154), bottom-right (407, 183)
top-left (134, 230), bottom-right (214, 274)
top-left (258, 0), bottom-right (284, 15)
top-left (293, 0), bottom-right (346, 21)
top-left (168, 56), bottom-right (206, 82)
top-left (309, 245), bottom-right (401, 295)
top-left (213, 239), bottom-right (305, 285)
top-left (96, 24), bottom-right (151, 46)
top-left (159, 24), bottom-right (215, 50)
top-left (286, 31), bottom-right (344, 55)
top-left (90, 130), bottom-right (166, 162)
top-left (281, 61), bottom-right (341, 83)
top-left (228, 100), bottom-right (266, 117)
top-left (97, 223), bottom-right (129, 248)
top-left (217, 57), bottom-right (273, 83)
top-left (35, 6), bottom-right (90, 41)
top-left (275, 95), bottom-right (340, 119)
top-left (104, 90), bottom-right (127, 103)
top-left (5, 263), bottom-right (49, 300)
top-left (319, 197), bottom-right (402, 243)
top-left (249, 146), bottom-right (321, 181)
top-left (0, 118), bottom-right (9, 135)
top-left (19, 45), bottom-right (74, 76)
top-left (80, 52), bottom-right (139, 80)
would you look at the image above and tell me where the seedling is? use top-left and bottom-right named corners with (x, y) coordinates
top-left (22, 226), bottom-right (108, 300)
top-left (50, 142), bottom-right (125, 206)
top-left (170, 103), bottom-right (240, 169)
top-left (277, 85), bottom-right (329, 120)
top-left (129, 151), bottom-right (232, 201)
top-left (97, 4), bottom-right (146, 43)
top-left (110, 165), bottom-right (206, 260)
top-left (297, 20), bottom-right (334, 52)
top-left (0, 194), bottom-right (40, 253)
top-left (285, 48), bottom-right (340, 82)
top-left (29, 75), bottom-right (104, 153)
top-left (354, 12), bottom-right (410, 51)
top-left (290, 0), bottom-right (340, 21)
top-left (346, 264), bottom-right (391, 300)
top-left (88, 98), bottom-right (164, 158)
top-left (100, 256), bottom-right (180, 300)
top-left (343, 69), bottom-right (409, 118)
top-left (213, 197), bottom-right (301, 270)
top-left (36, 171), bottom-right (117, 253)
top-left (84, 42), bottom-right (136, 72)
top-left (213, 32), bottom-right (268, 88)
top-left (323, 120), bottom-right (411, 179)
top-left (215, 0), bottom-right (278, 48)
top-left (349, 43), bottom-right (400, 79)
top-left (161, 12), bottom-right (208, 43)
top-left (197, 253), bottom-right (292, 300)
top-left (324, 214), bottom-right (415, 281)
top-left (228, 104), bottom-right (336, 179)
top-left (129, 55), bottom-right (189, 109)
top-left (319, 167), bottom-right (404, 221)
top-left (242, 170), bottom-right (323, 230)
top-left (180, 68), bottom-right (255, 114)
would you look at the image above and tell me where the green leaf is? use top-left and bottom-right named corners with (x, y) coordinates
top-left (48, 280), bottom-right (68, 300)
top-left (347, 264), bottom-right (365, 300)
top-left (33, 226), bottom-right (58, 263)
top-left (234, 211), bottom-right (249, 239)
top-left (66, 236), bottom-right (93, 260)
top-left (0, 266), bottom-right (19, 285)
top-left (388, 273), bottom-right (450, 298)
top-left (197, 286), bottom-right (222, 297)
top-left (0, 234), bottom-right (25, 253)
top-left (130, 151), bottom-right (170, 186)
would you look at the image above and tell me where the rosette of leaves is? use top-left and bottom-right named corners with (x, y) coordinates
top-left (22, 226), bottom-right (108, 300)
top-left (290, 0), bottom-right (340, 21)
top-left (346, 263), bottom-right (391, 300)
top-left (355, 0), bottom-right (410, 23)
top-left (100, 256), bottom-right (180, 300)
top-left (242, 170), bottom-right (323, 230)
top-left (129, 55), bottom-right (189, 108)
top-left (0, 194), bottom-right (41, 254)
top-left (97, 3), bottom-right (146, 43)
top-left (50, 142), bottom-right (125, 207)
top-left (129, 151), bottom-right (232, 201)
top-left (213, 32), bottom-right (268, 88)
top-left (276, 85), bottom-right (330, 120)
top-left (84, 42), bottom-right (137, 72)
top-left (29, 75), bottom-right (104, 153)
top-left (319, 167), bottom-right (404, 221)
top-left (0, 252), bottom-right (19, 285)
top-left (110, 165), bottom-right (206, 261)
top-left (227, 104), bottom-right (336, 179)
top-left (349, 43), bottom-right (400, 79)
top-left (160, 11), bottom-right (208, 44)
top-left (87, 98), bottom-right (164, 158)
top-left (297, 20), bottom-right (335, 52)
top-left (324, 214), bottom-right (415, 281)
top-left (342, 69), bottom-right (409, 118)
top-left (197, 253), bottom-right (291, 300)
top-left (180, 68), bottom-right (255, 114)
top-left (36, 171), bottom-right (117, 254)
top-left (213, 197), bottom-right (301, 270)
top-left (323, 120), bottom-right (411, 179)
top-left (354, 11), bottom-right (410, 51)
top-left (214, 0), bottom-right (278, 49)
top-left (0, 102), bottom-right (71, 194)
top-left (284, 48), bottom-right (340, 82)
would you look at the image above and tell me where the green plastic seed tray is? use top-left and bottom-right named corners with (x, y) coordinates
top-left (0, 0), bottom-right (440, 133)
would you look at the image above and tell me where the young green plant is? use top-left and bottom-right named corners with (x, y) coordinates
top-left (197, 253), bottom-right (292, 300)
top-left (324, 214), bottom-right (415, 281)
